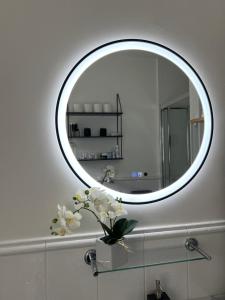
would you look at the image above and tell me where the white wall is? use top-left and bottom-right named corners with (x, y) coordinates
top-left (158, 56), bottom-right (189, 106)
top-left (1, 0), bottom-right (225, 298)
top-left (0, 0), bottom-right (224, 239)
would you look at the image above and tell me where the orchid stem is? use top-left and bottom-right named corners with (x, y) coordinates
top-left (75, 207), bottom-right (107, 236)
top-left (110, 218), bottom-right (113, 230)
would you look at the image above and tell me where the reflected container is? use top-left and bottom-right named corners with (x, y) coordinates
top-left (84, 128), bottom-right (91, 137)
top-left (93, 104), bottom-right (103, 112)
top-left (100, 128), bottom-right (107, 136)
top-left (84, 104), bottom-right (93, 113)
top-left (103, 103), bottom-right (113, 113)
top-left (74, 104), bottom-right (83, 112)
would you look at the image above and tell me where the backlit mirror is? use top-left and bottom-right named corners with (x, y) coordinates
top-left (56, 40), bottom-right (213, 204)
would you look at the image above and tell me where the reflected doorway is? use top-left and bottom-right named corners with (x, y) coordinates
top-left (161, 107), bottom-right (190, 188)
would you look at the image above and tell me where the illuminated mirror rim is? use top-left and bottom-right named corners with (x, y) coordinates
top-left (55, 39), bottom-right (213, 205)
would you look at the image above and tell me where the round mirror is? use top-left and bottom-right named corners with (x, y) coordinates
top-left (56, 39), bottom-right (213, 204)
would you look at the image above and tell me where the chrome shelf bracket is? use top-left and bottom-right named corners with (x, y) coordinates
top-left (84, 249), bottom-right (98, 276)
top-left (185, 238), bottom-right (212, 260)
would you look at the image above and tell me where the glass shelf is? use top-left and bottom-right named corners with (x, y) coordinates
top-left (84, 238), bottom-right (211, 276)
top-left (96, 246), bottom-right (206, 275)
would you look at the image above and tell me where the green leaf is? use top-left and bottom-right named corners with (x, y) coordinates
top-left (100, 222), bottom-right (114, 236)
top-left (112, 218), bottom-right (128, 237)
top-left (113, 218), bottom-right (138, 237)
top-left (121, 219), bottom-right (138, 235)
top-left (100, 235), bottom-right (118, 245)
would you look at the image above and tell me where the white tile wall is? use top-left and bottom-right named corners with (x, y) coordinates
top-left (0, 231), bottom-right (224, 300)
top-left (187, 232), bottom-right (225, 299)
top-left (144, 237), bottom-right (189, 300)
top-left (0, 248), bottom-right (46, 300)
top-left (98, 269), bottom-right (145, 300)
top-left (46, 246), bottom-right (97, 300)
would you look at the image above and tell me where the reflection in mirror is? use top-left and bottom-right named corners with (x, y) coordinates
top-left (66, 50), bottom-right (204, 194)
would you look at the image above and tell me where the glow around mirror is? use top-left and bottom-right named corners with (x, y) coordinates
top-left (56, 40), bottom-right (213, 204)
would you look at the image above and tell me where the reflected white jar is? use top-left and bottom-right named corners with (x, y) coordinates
top-left (84, 104), bottom-right (93, 113)
top-left (93, 104), bottom-right (103, 113)
top-left (103, 103), bottom-right (113, 113)
top-left (74, 104), bottom-right (83, 112)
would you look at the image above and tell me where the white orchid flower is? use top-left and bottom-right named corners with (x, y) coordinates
top-left (65, 210), bottom-right (82, 229)
top-left (99, 211), bottom-right (108, 223)
top-left (89, 188), bottom-right (115, 214)
top-left (87, 187), bottom-right (127, 222)
top-left (89, 187), bottom-right (114, 203)
top-left (110, 201), bottom-right (127, 217)
top-left (54, 226), bottom-right (69, 236)
top-left (107, 202), bottom-right (126, 219)
top-left (49, 187), bottom-right (138, 246)
top-left (93, 198), bottom-right (108, 213)
top-left (108, 210), bottom-right (117, 219)
top-left (55, 205), bottom-right (82, 235)
top-left (73, 201), bottom-right (84, 210)
top-left (57, 205), bottom-right (67, 226)
top-left (73, 190), bottom-right (88, 202)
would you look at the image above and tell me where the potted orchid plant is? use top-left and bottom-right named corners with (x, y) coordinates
top-left (50, 188), bottom-right (138, 266)
top-left (50, 188), bottom-right (138, 267)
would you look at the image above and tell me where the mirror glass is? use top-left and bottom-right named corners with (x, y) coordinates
top-left (56, 40), bottom-right (213, 204)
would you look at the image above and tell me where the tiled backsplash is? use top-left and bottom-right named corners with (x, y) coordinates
top-left (0, 221), bottom-right (224, 300)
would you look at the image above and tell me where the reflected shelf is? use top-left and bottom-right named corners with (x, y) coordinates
top-left (190, 116), bottom-right (204, 123)
top-left (67, 112), bottom-right (123, 116)
top-left (68, 135), bottom-right (123, 139)
top-left (84, 238), bottom-right (211, 276)
top-left (78, 157), bottom-right (123, 162)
